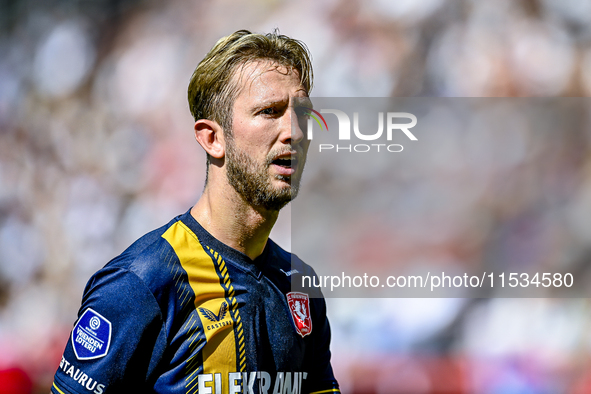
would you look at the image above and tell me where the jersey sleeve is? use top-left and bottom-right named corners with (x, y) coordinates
top-left (305, 296), bottom-right (341, 394)
top-left (51, 267), bottom-right (165, 394)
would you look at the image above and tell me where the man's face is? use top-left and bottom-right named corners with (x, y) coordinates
top-left (225, 61), bottom-right (310, 211)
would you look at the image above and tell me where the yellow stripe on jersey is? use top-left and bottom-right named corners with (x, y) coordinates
top-left (52, 382), bottom-right (66, 394)
top-left (162, 221), bottom-right (241, 393)
top-left (206, 246), bottom-right (246, 372)
top-left (310, 389), bottom-right (341, 394)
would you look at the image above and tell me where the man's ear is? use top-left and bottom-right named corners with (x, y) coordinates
top-left (194, 119), bottom-right (225, 159)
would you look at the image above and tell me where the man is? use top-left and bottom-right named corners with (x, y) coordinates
top-left (51, 30), bottom-right (340, 394)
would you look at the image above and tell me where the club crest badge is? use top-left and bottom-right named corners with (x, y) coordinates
top-left (71, 308), bottom-right (111, 360)
top-left (287, 292), bottom-right (312, 337)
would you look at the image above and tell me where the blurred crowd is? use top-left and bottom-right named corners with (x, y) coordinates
top-left (2, 0), bottom-right (591, 392)
top-left (297, 99), bottom-right (591, 393)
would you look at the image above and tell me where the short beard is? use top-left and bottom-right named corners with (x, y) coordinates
top-left (225, 140), bottom-right (303, 211)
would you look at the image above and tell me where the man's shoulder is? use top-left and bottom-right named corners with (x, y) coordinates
top-left (87, 214), bottom-right (186, 296)
top-left (110, 217), bottom-right (179, 267)
top-left (266, 239), bottom-right (317, 275)
top-left (265, 239), bottom-right (328, 300)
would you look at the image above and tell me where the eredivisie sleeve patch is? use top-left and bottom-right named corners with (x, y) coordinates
top-left (71, 308), bottom-right (112, 360)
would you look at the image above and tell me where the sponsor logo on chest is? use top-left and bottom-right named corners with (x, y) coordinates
top-left (197, 371), bottom-right (309, 394)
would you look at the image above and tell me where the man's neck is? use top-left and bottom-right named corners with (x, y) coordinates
top-left (190, 183), bottom-right (279, 261)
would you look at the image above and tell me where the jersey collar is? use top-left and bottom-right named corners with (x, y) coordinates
top-left (179, 209), bottom-right (270, 279)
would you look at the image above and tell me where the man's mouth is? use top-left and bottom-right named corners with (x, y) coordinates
top-left (270, 154), bottom-right (298, 176)
top-left (272, 157), bottom-right (295, 167)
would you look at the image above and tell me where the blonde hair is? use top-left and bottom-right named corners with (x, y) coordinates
top-left (188, 29), bottom-right (313, 134)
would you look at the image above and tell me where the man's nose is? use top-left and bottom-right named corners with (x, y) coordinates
top-left (283, 106), bottom-right (305, 145)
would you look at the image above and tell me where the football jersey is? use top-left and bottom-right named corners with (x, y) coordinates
top-left (51, 210), bottom-right (340, 394)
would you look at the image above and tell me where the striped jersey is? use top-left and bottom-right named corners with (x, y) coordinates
top-left (51, 210), bottom-right (340, 394)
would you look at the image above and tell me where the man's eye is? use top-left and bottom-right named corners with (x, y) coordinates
top-left (260, 107), bottom-right (278, 115)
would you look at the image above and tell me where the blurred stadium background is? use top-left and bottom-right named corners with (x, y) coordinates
top-left (3, 0), bottom-right (591, 392)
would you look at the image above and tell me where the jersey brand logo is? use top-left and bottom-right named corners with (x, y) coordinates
top-left (199, 301), bottom-right (228, 322)
top-left (286, 292), bottom-right (312, 337)
top-left (71, 308), bottom-right (111, 360)
top-left (280, 268), bottom-right (300, 276)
